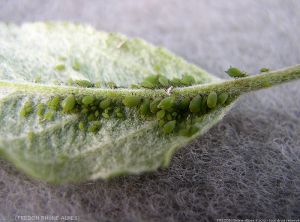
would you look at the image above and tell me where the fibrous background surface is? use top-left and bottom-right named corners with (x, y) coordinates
top-left (0, 0), bottom-right (299, 221)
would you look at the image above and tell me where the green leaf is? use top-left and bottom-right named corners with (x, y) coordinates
top-left (0, 22), bottom-right (299, 183)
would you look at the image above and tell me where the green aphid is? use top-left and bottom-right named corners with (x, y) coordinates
top-left (141, 80), bottom-right (155, 89)
top-left (87, 121), bottom-right (102, 133)
top-left (189, 95), bottom-right (202, 113)
top-left (88, 113), bottom-right (96, 121)
top-left (141, 75), bottom-right (159, 88)
top-left (150, 98), bottom-right (161, 113)
top-left (91, 106), bottom-right (97, 111)
top-left (95, 81), bottom-right (102, 87)
top-left (260, 67), bottom-right (270, 73)
top-left (62, 95), bottom-right (76, 113)
top-left (177, 97), bottom-right (190, 110)
top-left (78, 121), bottom-right (85, 131)
top-left (158, 96), bottom-right (175, 110)
top-left (34, 76), bottom-right (42, 83)
top-left (116, 112), bottom-right (124, 118)
top-left (179, 126), bottom-right (199, 137)
top-left (144, 75), bottom-right (159, 84)
top-left (170, 78), bottom-right (183, 87)
top-left (72, 59), bottom-right (81, 71)
top-left (44, 111), bottom-right (54, 121)
top-left (156, 110), bottom-right (165, 120)
top-left (48, 96), bottom-right (61, 111)
top-left (130, 84), bottom-right (141, 89)
top-left (158, 75), bottom-right (169, 87)
top-left (207, 91), bottom-right (218, 109)
top-left (95, 110), bottom-right (100, 117)
top-left (82, 95), bottom-right (94, 106)
top-left (74, 80), bottom-right (94, 88)
top-left (217, 92), bottom-right (229, 105)
top-left (225, 66), bottom-right (248, 78)
top-left (159, 119), bottom-right (165, 127)
top-left (180, 74), bottom-right (195, 86)
top-left (139, 99), bottom-right (150, 115)
top-left (122, 96), bottom-right (141, 107)
top-left (163, 120), bottom-right (176, 134)
top-left (81, 108), bottom-right (89, 114)
top-left (166, 114), bottom-right (172, 121)
top-left (106, 81), bottom-right (117, 89)
top-left (67, 79), bottom-right (74, 86)
top-left (54, 64), bottom-right (65, 71)
top-left (20, 100), bottom-right (34, 117)
top-left (99, 99), bottom-right (111, 109)
top-left (102, 112), bottom-right (110, 119)
top-left (36, 103), bottom-right (46, 117)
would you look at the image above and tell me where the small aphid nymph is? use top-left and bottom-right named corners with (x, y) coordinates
top-left (207, 91), bottom-right (218, 109)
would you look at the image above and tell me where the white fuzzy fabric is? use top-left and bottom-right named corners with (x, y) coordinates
top-left (0, 0), bottom-right (299, 221)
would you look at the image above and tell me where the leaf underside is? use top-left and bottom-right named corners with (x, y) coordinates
top-left (0, 22), bottom-right (235, 183)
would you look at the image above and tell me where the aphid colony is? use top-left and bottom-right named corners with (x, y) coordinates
top-left (66, 73), bottom-right (197, 89)
top-left (20, 90), bottom-right (230, 136)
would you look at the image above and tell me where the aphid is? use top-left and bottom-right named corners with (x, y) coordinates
top-left (157, 96), bottom-right (175, 111)
top-left (156, 110), bottom-right (165, 120)
top-left (115, 107), bottom-right (125, 118)
top-left (78, 121), bottom-right (85, 130)
top-left (20, 100), bottom-right (34, 117)
top-left (34, 76), bottom-right (42, 83)
top-left (122, 96), bottom-right (141, 107)
top-left (166, 114), bottom-right (172, 121)
top-left (82, 95), bottom-right (94, 106)
top-left (36, 103), bottom-right (46, 117)
top-left (44, 111), bottom-right (54, 121)
top-left (62, 95), bottom-right (76, 113)
top-left (170, 78), bottom-right (183, 87)
top-left (150, 98), bottom-right (161, 113)
top-left (141, 75), bottom-right (159, 89)
top-left (260, 67), bottom-right (269, 73)
top-left (95, 81), bottom-right (102, 88)
top-left (74, 80), bottom-right (94, 88)
top-left (217, 92), bottom-right (229, 105)
top-left (54, 64), bottom-right (65, 71)
top-left (106, 81), bottom-right (117, 89)
top-left (72, 59), bottom-right (81, 71)
top-left (207, 91), bottom-right (217, 109)
top-left (139, 99), bottom-right (150, 116)
top-left (163, 120), bottom-right (176, 134)
top-left (225, 66), bottom-right (248, 78)
top-left (27, 131), bottom-right (34, 141)
top-left (95, 110), bottom-right (100, 117)
top-left (81, 108), bottom-right (89, 114)
top-left (99, 99), bottom-right (111, 109)
top-left (88, 113), bottom-right (96, 121)
top-left (130, 84), bottom-right (141, 89)
top-left (48, 96), bottom-right (61, 111)
top-left (87, 121), bottom-right (102, 133)
top-left (102, 112), bottom-right (110, 119)
top-left (159, 119), bottom-right (165, 127)
top-left (180, 73), bottom-right (195, 86)
top-left (189, 95), bottom-right (202, 113)
top-left (179, 125), bottom-right (199, 137)
top-left (158, 75), bottom-right (169, 87)
top-left (141, 81), bottom-right (154, 89)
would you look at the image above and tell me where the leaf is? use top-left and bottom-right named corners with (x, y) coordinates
top-left (0, 22), bottom-right (299, 183)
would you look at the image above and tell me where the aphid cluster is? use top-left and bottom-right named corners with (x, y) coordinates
top-left (135, 73), bottom-right (196, 89)
top-left (20, 89), bottom-right (230, 136)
